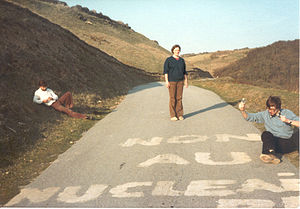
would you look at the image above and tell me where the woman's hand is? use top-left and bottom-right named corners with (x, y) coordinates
top-left (184, 80), bottom-right (188, 88)
top-left (165, 81), bottom-right (170, 88)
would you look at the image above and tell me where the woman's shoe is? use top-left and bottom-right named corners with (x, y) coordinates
top-left (171, 117), bottom-right (178, 121)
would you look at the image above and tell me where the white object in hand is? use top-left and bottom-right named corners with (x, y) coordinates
top-left (239, 98), bottom-right (246, 109)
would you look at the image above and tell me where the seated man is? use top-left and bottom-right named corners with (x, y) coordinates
top-left (33, 80), bottom-right (88, 119)
top-left (239, 96), bottom-right (299, 164)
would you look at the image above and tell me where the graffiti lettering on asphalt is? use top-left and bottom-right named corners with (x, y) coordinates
top-left (6, 134), bottom-right (298, 207)
top-left (6, 176), bottom-right (299, 207)
top-left (120, 134), bottom-right (260, 147)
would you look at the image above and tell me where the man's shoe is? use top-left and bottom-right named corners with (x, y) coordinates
top-left (178, 116), bottom-right (184, 120)
top-left (171, 117), bottom-right (178, 121)
top-left (269, 154), bottom-right (281, 164)
top-left (260, 154), bottom-right (281, 164)
top-left (85, 115), bottom-right (94, 120)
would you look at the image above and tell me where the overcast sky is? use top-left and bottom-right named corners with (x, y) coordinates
top-left (64, 0), bottom-right (299, 54)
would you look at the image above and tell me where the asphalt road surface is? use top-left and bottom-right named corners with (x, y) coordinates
top-left (6, 82), bottom-right (299, 208)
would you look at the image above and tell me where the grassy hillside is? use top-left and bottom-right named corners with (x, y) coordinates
top-left (183, 48), bottom-right (250, 74)
top-left (0, 1), bottom-right (157, 203)
top-left (8, 0), bottom-right (171, 73)
top-left (0, 0), bottom-right (155, 165)
top-left (214, 40), bottom-right (299, 92)
top-left (192, 78), bottom-right (299, 167)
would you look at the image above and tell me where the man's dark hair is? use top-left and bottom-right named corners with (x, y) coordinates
top-left (266, 96), bottom-right (281, 109)
top-left (171, 44), bottom-right (181, 53)
top-left (38, 80), bottom-right (47, 87)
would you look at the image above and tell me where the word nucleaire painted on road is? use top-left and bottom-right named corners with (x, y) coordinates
top-left (6, 177), bottom-right (299, 207)
top-left (6, 134), bottom-right (299, 208)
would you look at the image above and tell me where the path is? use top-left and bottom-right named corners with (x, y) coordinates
top-left (6, 82), bottom-right (299, 208)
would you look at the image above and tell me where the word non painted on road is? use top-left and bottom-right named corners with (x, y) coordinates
top-left (120, 134), bottom-right (261, 147)
top-left (6, 174), bottom-right (299, 208)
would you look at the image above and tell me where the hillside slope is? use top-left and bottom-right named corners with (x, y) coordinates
top-left (183, 48), bottom-right (250, 74)
top-left (0, 0), bottom-right (155, 159)
top-left (8, 0), bottom-right (171, 73)
top-left (214, 40), bottom-right (299, 91)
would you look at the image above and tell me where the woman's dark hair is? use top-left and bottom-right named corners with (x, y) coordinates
top-left (38, 80), bottom-right (47, 87)
top-left (171, 44), bottom-right (181, 53)
top-left (266, 96), bottom-right (281, 109)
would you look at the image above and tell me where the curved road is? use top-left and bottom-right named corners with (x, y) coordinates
top-left (6, 82), bottom-right (299, 208)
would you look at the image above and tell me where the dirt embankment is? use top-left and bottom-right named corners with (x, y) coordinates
top-left (214, 40), bottom-right (299, 91)
top-left (0, 0), bottom-right (156, 169)
top-left (9, 0), bottom-right (171, 73)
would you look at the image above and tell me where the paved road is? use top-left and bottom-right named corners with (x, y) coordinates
top-left (6, 82), bottom-right (299, 208)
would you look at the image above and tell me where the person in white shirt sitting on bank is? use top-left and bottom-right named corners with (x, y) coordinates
top-left (33, 80), bottom-right (88, 119)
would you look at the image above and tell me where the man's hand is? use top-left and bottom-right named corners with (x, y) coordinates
top-left (238, 102), bottom-right (246, 111)
top-left (279, 115), bottom-right (288, 123)
top-left (238, 102), bottom-right (248, 119)
top-left (43, 97), bottom-right (52, 103)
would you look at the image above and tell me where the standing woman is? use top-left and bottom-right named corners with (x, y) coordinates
top-left (163, 44), bottom-right (188, 121)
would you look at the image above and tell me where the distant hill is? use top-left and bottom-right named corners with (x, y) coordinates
top-left (8, 0), bottom-right (171, 73)
top-left (0, 1), bottom-right (155, 157)
top-left (187, 68), bottom-right (213, 80)
top-left (214, 40), bottom-right (299, 91)
top-left (183, 48), bottom-right (251, 74)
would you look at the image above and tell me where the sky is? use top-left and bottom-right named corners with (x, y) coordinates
top-left (63, 0), bottom-right (299, 54)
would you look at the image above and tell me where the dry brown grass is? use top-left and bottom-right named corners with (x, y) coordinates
top-left (0, 1), bottom-right (156, 205)
top-left (191, 78), bottom-right (299, 167)
top-left (9, 0), bottom-right (171, 73)
top-left (0, 95), bottom-right (123, 205)
top-left (184, 49), bottom-right (250, 74)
